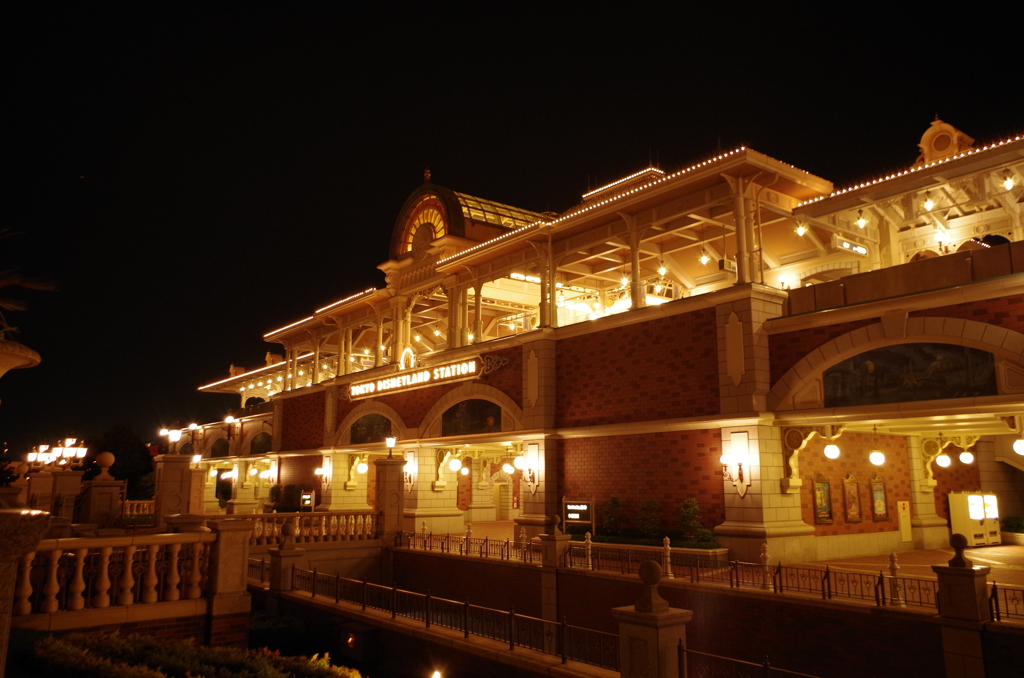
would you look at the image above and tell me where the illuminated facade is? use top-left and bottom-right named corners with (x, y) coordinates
top-left (195, 120), bottom-right (1024, 561)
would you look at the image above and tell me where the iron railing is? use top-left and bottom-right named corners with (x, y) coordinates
top-left (989, 582), bottom-right (1024, 621)
top-left (290, 567), bottom-right (618, 671)
top-left (397, 532), bottom-right (541, 563)
top-left (679, 641), bottom-right (823, 678)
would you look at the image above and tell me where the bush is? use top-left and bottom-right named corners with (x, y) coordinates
top-left (637, 499), bottom-right (661, 539)
top-left (601, 497), bottom-right (626, 536)
top-left (33, 633), bottom-right (363, 678)
top-left (678, 497), bottom-right (702, 539)
top-left (1001, 515), bottom-right (1024, 533)
top-left (269, 484), bottom-right (309, 512)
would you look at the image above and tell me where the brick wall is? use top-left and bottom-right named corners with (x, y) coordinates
top-left (768, 318), bottom-right (875, 388)
top-left (279, 454), bottom-right (319, 496)
top-left (932, 445), bottom-right (983, 522)
top-left (909, 294), bottom-right (1024, 335)
top-left (559, 429), bottom-right (723, 533)
top-left (798, 432), bottom-right (910, 537)
top-left (556, 308), bottom-right (719, 428)
top-left (280, 390), bottom-right (326, 451)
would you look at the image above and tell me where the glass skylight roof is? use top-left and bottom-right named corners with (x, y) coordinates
top-left (454, 192), bottom-right (542, 229)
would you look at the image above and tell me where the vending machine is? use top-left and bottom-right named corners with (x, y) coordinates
top-left (948, 492), bottom-right (1001, 546)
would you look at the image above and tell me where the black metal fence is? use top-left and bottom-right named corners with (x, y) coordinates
top-left (397, 532), bottom-right (542, 563)
top-left (290, 566), bottom-right (618, 671)
top-left (989, 581), bottom-right (1024, 621)
top-left (680, 641), bottom-right (823, 678)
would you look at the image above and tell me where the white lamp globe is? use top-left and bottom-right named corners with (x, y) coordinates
top-left (823, 444), bottom-right (840, 460)
top-left (958, 451), bottom-right (974, 464)
top-left (1013, 438), bottom-right (1024, 455)
top-left (869, 451), bottom-right (886, 466)
top-left (935, 454), bottom-right (951, 468)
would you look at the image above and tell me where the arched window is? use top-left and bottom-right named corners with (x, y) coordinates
top-left (350, 414), bottom-right (392, 445)
top-left (211, 438), bottom-right (230, 458)
top-left (178, 443), bottom-right (194, 457)
top-left (249, 432), bottom-right (272, 456)
top-left (441, 399), bottom-right (501, 437)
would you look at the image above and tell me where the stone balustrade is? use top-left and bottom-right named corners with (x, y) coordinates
top-left (13, 532), bottom-right (217, 616)
top-left (123, 500), bottom-right (154, 516)
top-left (248, 511), bottom-right (377, 546)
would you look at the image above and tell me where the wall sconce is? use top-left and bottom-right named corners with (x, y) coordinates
top-left (314, 458), bottom-right (331, 490)
top-left (1003, 172), bottom-right (1016, 191)
top-left (192, 454), bottom-right (202, 468)
top-left (721, 431), bottom-right (752, 497)
top-left (209, 468), bottom-right (219, 477)
top-left (923, 192), bottom-right (935, 211)
top-left (936, 453), bottom-right (951, 468)
top-left (448, 457), bottom-right (463, 473)
top-left (259, 469), bottom-right (273, 480)
top-left (501, 462), bottom-right (514, 474)
top-left (403, 451), bottom-right (417, 490)
top-left (1015, 439), bottom-right (1024, 456)
top-left (869, 451), bottom-right (886, 466)
top-left (958, 450), bottom-right (975, 464)
top-left (855, 210), bottom-right (867, 229)
top-left (823, 444), bottom-right (841, 460)
top-left (356, 458), bottom-right (369, 474)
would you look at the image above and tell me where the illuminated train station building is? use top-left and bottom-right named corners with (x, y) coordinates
top-left (194, 120), bottom-right (1024, 562)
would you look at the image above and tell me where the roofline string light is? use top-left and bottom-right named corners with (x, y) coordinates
top-left (797, 134), bottom-right (1023, 207)
top-left (581, 167), bottom-right (665, 200)
top-left (438, 148), bottom-right (749, 266)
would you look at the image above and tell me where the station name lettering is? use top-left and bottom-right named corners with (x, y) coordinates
top-left (350, 359), bottom-right (478, 398)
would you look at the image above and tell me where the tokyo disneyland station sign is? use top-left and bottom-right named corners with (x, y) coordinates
top-left (348, 354), bottom-right (481, 400)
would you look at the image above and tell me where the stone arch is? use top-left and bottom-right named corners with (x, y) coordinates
top-left (239, 420), bottom-right (273, 455)
top-left (334, 400), bottom-right (410, 446)
top-left (419, 382), bottom-right (524, 438)
top-left (198, 429), bottom-right (229, 458)
top-left (769, 314), bottom-right (1024, 411)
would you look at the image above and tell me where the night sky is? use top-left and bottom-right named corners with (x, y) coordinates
top-left (4, 5), bottom-right (1021, 453)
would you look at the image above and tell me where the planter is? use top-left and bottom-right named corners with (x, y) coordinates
top-left (1000, 531), bottom-right (1024, 546)
top-left (0, 340), bottom-right (40, 380)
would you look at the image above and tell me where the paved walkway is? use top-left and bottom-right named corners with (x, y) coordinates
top-left (791, 544), bottom-right (1024, 587)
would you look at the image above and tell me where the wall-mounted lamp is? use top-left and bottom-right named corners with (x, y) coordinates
top-left (209, 468), bottom-right (219, 477)
top-left (1003, 172), bottom-right (1016, 191)
top-left (958, 451), bottom-right (975, 464)
top-left (868, 451), bottom-right (886, 466)
top-left (1015, 439), bottom-right (1024, 456)
top-left (191, 454), bottom-right (202, 468)
top-left (936, 453), bottom-right (952, 468)
top-left (501, 462), bottom-right (514, 474)
top-left (721, 432), bottom-right (752, 497)
top-left (923, 193), bottom-right (935, 211)
top-left (855, 210), bottom-right (867, 229)
top-left (823, 444), bottom-right (841, 460)
top-left (356, 458), bottom-right (369, 474)
top-left (403, 451), bottom-right (417, 489)
top-left (448, 457), bottom-right (463, 473)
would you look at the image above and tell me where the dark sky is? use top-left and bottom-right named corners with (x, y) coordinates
top-left (3, 5), bottom-right (1021, 452)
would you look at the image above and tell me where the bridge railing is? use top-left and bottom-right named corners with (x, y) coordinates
top-left (290, 566), bottom-right (618, 671)
top-left (195, 510), bottom-right (377, 547)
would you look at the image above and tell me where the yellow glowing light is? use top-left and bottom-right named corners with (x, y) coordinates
top-left (657, 264), bottom-right (667, 276)
top-left (502, 462), bottom-right (514, 474)
top-left (460, 466), bottom-right (469, 476)
top-left (225, 415), bottom-right (236, 424)
top-left (856, 210), bottom-right (867, 229)
top-left (467, 333), bottom-right (474, 341)
top-left (1003, 175), bottom-right (1016, 191)
top-left (448, 458), bottom-right (462, 472)
top-left (796, 225), bottom-right (807, 236)
top-left (192, 454), bottom-right (202, 463)
top-left (314, 468), bottom-right (325, 476)
top-left (415, 335), bottom-right (421, 342)
top-left (621, 276), bottom-right (629, 287)
top-left (357, 461), bottom-right (368, 474)
top-left (654, 284), bottom-right (662, 293)
top-left (513, 456), bottom-right (525, 470)
top-left (699, 251), bottom-right (710, 265)
top-left (936, 454), bottom-right (951, 467)
top-left (189, 423), bottom-right (198, 430)
top-left (434, 329), bottom-right (441, 336)
top-left (1014, 438), bottom-right (1024, 455)
top-left (958, 451), bottom-right (974, 464)
top-left (159, 428), bottom-right (169, 437)
top-left (869, 451), bottom-right (885, 466)
top-left (923, 196), bottom-right (935, 211)
top-left (209, 468), bottom-right (218, 476)
top-left (823, 444), bottom-right (840, 460)
top-left (249, 467), bottom-right (258, 476)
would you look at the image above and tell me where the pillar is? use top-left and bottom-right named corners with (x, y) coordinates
top-left (473, 284), bottom-right (483, 342)
top-left (515, 439), bottom-right (559, 540)
top-left (0, 509), bottom-right (51, 677)
top-left (907, 435), bottom-right (949, 549)
top-left (373, 456), bottom-right (407, 546)
top-left (465, 457), bottom-right (496, 522)
top-left (932, 534), bottom-right (991, 678)
top-left (227, 461), bottom-right (259, 514)
top-left (51, 470), bottom-right (84, 520)
top-left (154, 454), bottom-right (197, 528)
top-left (206, 519), bottom-right (254, 646)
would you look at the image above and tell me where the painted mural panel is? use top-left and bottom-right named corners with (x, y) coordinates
top-left (823, 343), bottom-right (995, 408)
top-left (350, 414), bottom-right (393, 445)
top-left (442, 399), bottom-right (501, 437)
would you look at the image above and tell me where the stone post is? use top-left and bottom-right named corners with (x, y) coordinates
top-left (538, 515), bottom-right (571, 568)
top-left (374, 456), bottom-right (406, 546)
top-left (51, 470), bottom-right (85, 520)
top-left (931, 534), bottom-right (992, 678)
top-left (153, 454), bottom-right (196, 528)
top-left (932, 534), bottom-right (990, 621)
top-left (269, 522), bottom-right (305, 591)
top-left (165, 514), bottom-right (211, 533)
top-left (25, 470), bottom-right (55, 511)
top-left (907, 436), bottom-right (949, 549)
top-left (206, 519), bottom-right (254, 646)
top-left (0, 509), bottom-right (51, 677)
top-left (611, 561), bottom-right (693, 678)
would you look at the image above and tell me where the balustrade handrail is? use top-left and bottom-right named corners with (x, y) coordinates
top-left (35, 532), bottom-right (217, 551)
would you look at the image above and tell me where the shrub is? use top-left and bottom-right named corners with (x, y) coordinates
top-left (678, 497), bottom-right (702, 539)
top-left (33, 633), bottom-right (363, 678)
top-left (601, 497), bottom-right (626, 535)
top-left (637, 499), bottom-right (662, 539)
top-left (1001, 515), bottom-right (1024, 533)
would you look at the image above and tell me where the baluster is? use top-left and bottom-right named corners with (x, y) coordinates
top-left (40, 549), bottom-right (62, 613)
top-left (93, 546), bottom-right (112, 608)
top-left (164, 542), bottom-right (182, 601)
top-left (14, 552), bottom-right (36, 615)
top-left (252, 518), bottom-right (262, 546)
top-left (141, 544), bottom-right (159, 603)
top-left (67, 548), bottom-right (88, 611)
top-left (358, 515), bottom-right (366, 539)
top-left (185, 542), bottom-right (203, 599)
top-left (117, 546), bottom-right (137, 606)
top-left (328, 515), bottom-right (337, 541)
top-left (347, 515), bottom-right (355, 539)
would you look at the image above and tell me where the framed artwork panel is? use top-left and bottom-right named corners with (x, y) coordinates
top-left (813, 474), bottom-right (833, 524)
top-left (871, 475), bottom-right (888, 521)
top-left (844, 474), bottom-right (862, 523)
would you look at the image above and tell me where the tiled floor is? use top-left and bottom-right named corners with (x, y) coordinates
top-left (790, 545), bottom-right (1024, 586)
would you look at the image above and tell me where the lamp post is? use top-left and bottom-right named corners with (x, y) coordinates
top-left (385, 435), bottom-right (397, 459)
top-left (168, 429), bottom-right (181, 454)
